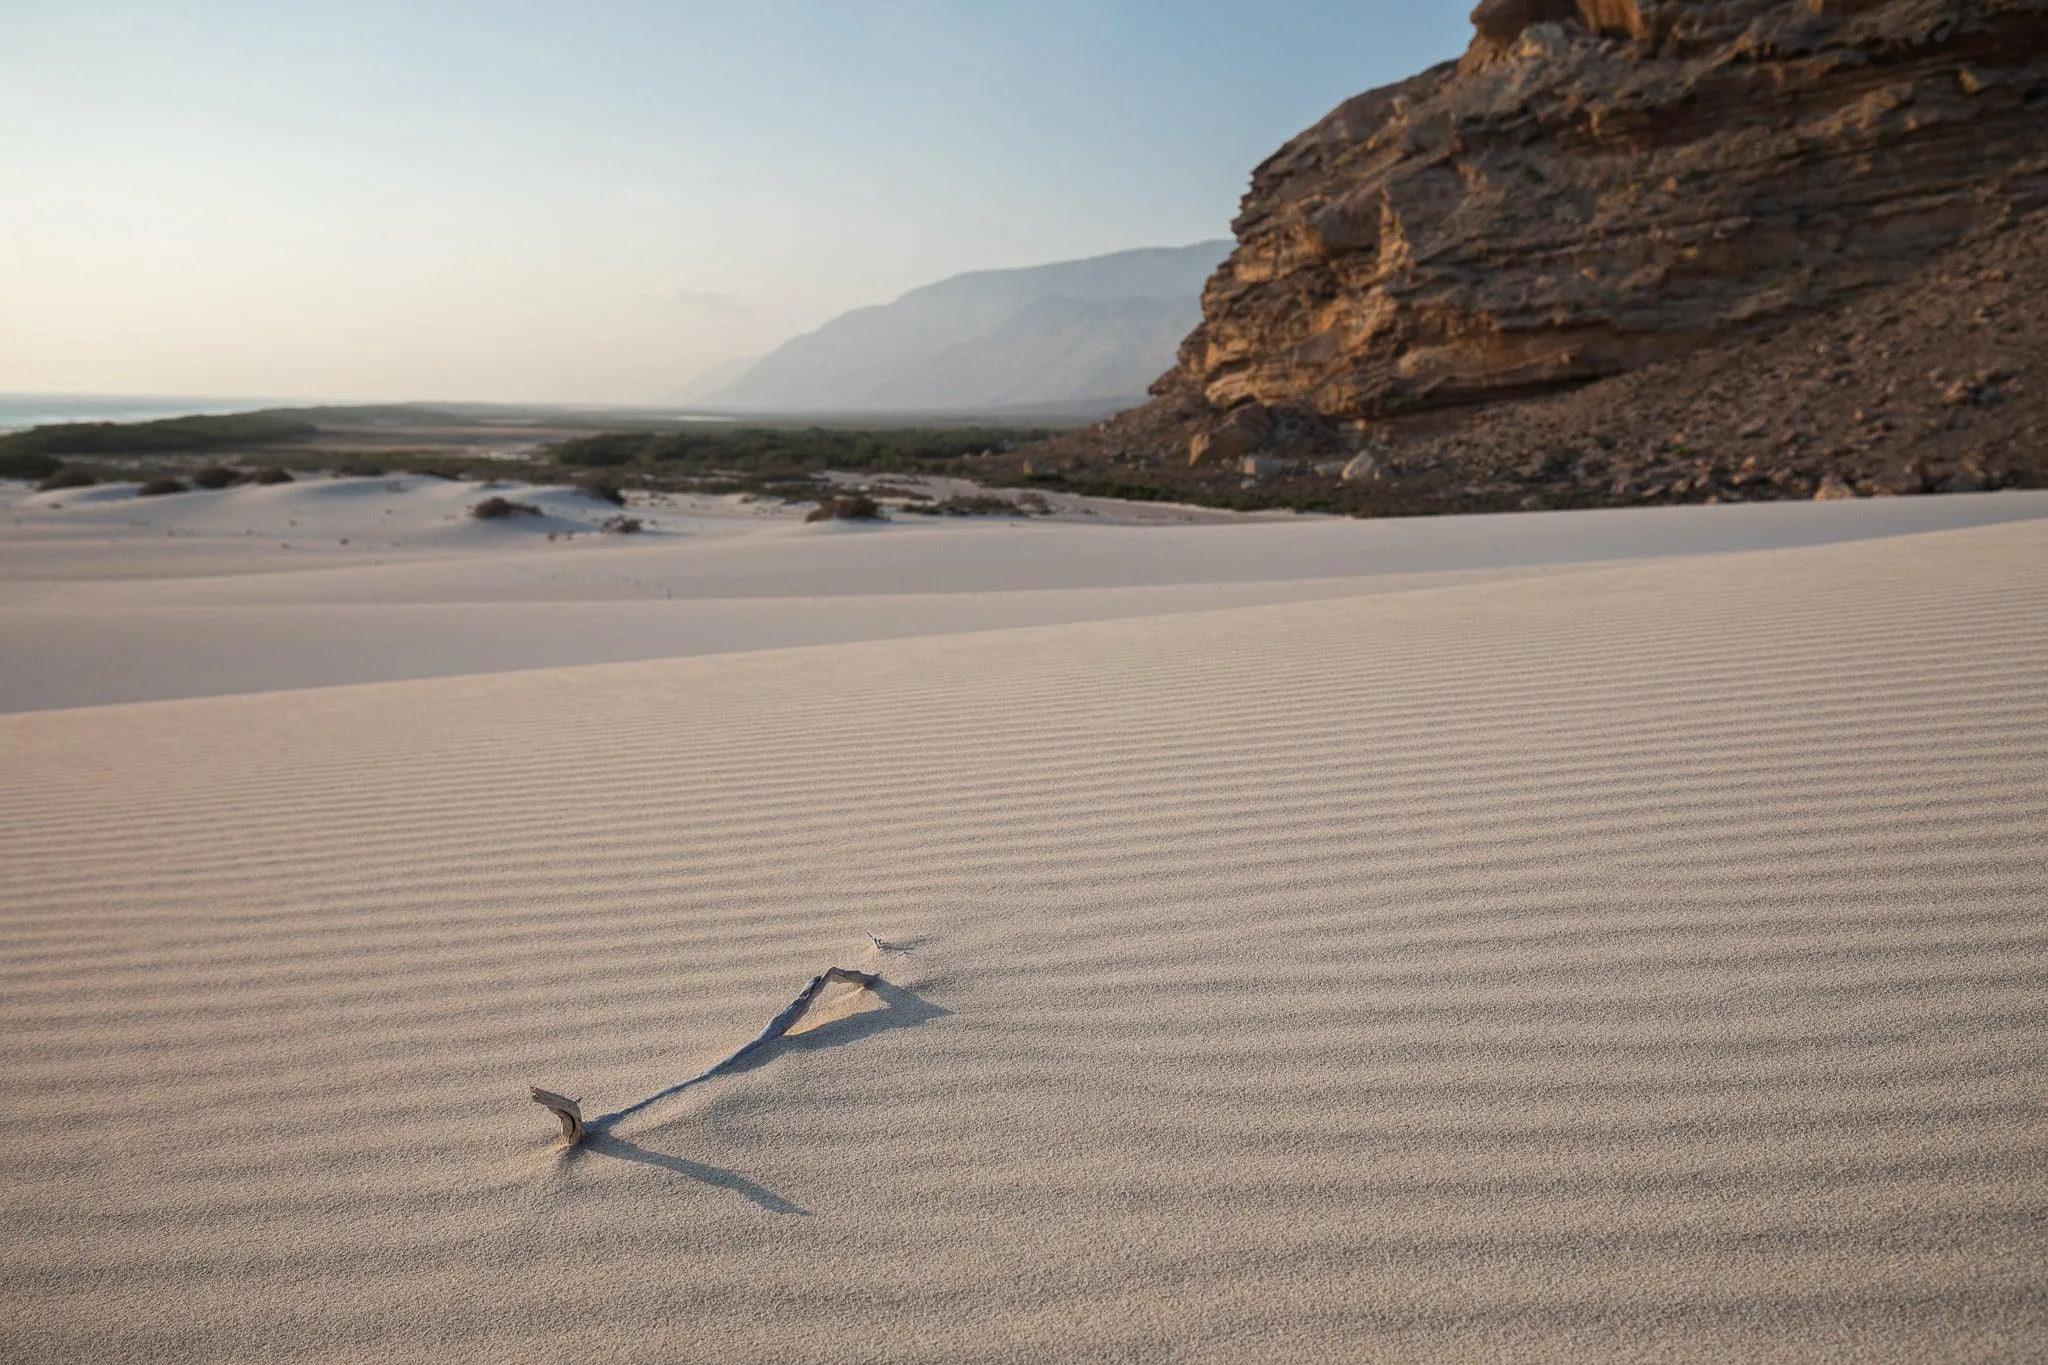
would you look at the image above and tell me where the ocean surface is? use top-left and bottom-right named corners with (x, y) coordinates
top-left (0, 394), bottom-right (274, 434)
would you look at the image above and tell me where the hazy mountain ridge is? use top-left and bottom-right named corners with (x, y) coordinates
top-left (701, 242), bottom-right (1228, 413)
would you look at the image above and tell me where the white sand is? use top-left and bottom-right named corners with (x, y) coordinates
top-left (4, 474), bottom-right (2046, 710)
top-left (2, 486), bottom-right (2045, 1360)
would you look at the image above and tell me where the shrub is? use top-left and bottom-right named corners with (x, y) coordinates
top-left (0, 451), bottom-right (62, 481)
top-left (471, 495), bottom-right (541, 520)
top-left (805, 492), bottom-right (885, 523)
top-left (899, 493), bottom-right (1049, 517)
top-left (190, 465), bottom-right (240, 490)
top-left (36, 467), bottom-right (96, 491)
top-left (0, 412), bottom-right (316, 457)
top-left (579, 476), bottom-right (626, 506)
top-left (136, 477), bottom-right (189, 497)
top-left (249, 466), bottom-right (294, 485)
top-left (599, 514), bottom-right (644, 534)
top-left (551, 433), bottom-right (642, 467)
top-left (550, 425), bottom-right (1050, 475)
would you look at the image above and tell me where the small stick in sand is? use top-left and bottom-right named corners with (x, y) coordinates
top-left (530, 1087), bottom-right (583, 1144)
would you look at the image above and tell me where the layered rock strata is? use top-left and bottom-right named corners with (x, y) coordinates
top-left (1023, 0), bottom-right (2047, 503)
top-left (1194, 0), bottom-right (2047, 427)
top-left (993, 203), bottom-right (2045, 514)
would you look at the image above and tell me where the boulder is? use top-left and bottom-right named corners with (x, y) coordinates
top-left (1469, 0), bottom-right (1578, 45)
top-left (1340, 453), bottom-right (1380, 483)
top-left (1187, 404), bottom-right (1272, 466)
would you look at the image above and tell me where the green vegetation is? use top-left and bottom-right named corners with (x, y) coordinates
top-left (0, 413), bottom-right (316, 460)
top-left (898, 492), bottom-right (1052, 516)
top-left (804, 492), bottom-right (885, 523)
top-left (577, 475), bottom-right (626, 506)
top-left (550, 426), bottom-right (1042, 477)
top-left (0, 450), bottom-right (63, 481)
top-left (471, 495), bottom-right (541, 520)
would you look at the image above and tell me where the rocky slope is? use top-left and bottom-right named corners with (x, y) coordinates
top-left (1003, 0), bottom-right (2048, 511)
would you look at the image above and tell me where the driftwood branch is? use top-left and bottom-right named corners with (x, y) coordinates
top-left (532, 966), bottom-right (879, 1147)
top-left (530, 1087), bottom-right (583, 1144)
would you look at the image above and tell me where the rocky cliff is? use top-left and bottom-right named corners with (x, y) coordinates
top-left (1006, 0), bottom-right (2048, 511)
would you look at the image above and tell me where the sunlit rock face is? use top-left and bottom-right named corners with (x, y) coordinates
top-left (1169, 0), bottom-right (2048, 430)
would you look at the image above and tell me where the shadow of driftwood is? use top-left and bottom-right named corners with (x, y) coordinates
top-left (580, 976), bottom-right (952, 1140)
top-left (551, 979), bottom-right (949, 1213)
top-left (565, 1135), bottom-right (810, 1215)
top-left (719, 978), bottom-right (952, 1074)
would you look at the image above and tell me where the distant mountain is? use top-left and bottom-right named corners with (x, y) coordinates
top-left (666, 357), bottom-right (760, 406)
top-left (700, 242), bottom-right (1230, 414)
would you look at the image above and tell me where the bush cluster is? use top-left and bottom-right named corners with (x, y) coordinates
top-left (805, 492), bottom-right (885, 523)
top-left (552, 426), bottom-right (1041, 478)
top-left (0, 413), bottom-right (316, 458)
top-left (1, 451), bottom-right (62, 481)
top-left (898, 493), bottom-right (1051, 517)
top-left (578, 476), bottom-right (626, 506)
top-left (471, 495), bottom-right (541, 520)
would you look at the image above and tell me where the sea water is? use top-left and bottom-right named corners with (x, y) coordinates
top-left (0, 393), bottom-right (273, 433)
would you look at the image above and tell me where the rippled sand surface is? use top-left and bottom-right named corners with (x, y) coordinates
top-left (3, 507), bottom-right (2044, 1361)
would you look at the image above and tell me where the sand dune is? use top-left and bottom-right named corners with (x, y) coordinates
top-left (4, 477), bottom-right (2045, 711)
top-left (2, 506), bottom-right (2043, 1360)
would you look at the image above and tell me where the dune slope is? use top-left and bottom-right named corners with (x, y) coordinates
top-left (5, 484), bottom-right (2045, 712)
top-left (2, 518), bottom-right (2044, 1361)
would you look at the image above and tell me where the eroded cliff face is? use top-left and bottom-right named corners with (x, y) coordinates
top-left (1174, 0), bottom-right (2047, 438)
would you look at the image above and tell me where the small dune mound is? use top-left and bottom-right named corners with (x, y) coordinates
top-left (36, 468), bottom-right (95, 492)
top-left (135, 477), bottom-right (189, 498)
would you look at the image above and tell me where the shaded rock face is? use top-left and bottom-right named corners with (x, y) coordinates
top-left (1170, 0), bottom-right (2048, 436)
top-left (999, 202), bottom-right (2046, 516)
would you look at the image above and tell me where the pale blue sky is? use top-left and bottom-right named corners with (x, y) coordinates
top-left (0, 2), bottom-right (1470, 403)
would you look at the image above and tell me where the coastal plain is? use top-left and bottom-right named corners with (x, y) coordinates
top-left (2, 482), bottom-right (2045, 1360)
